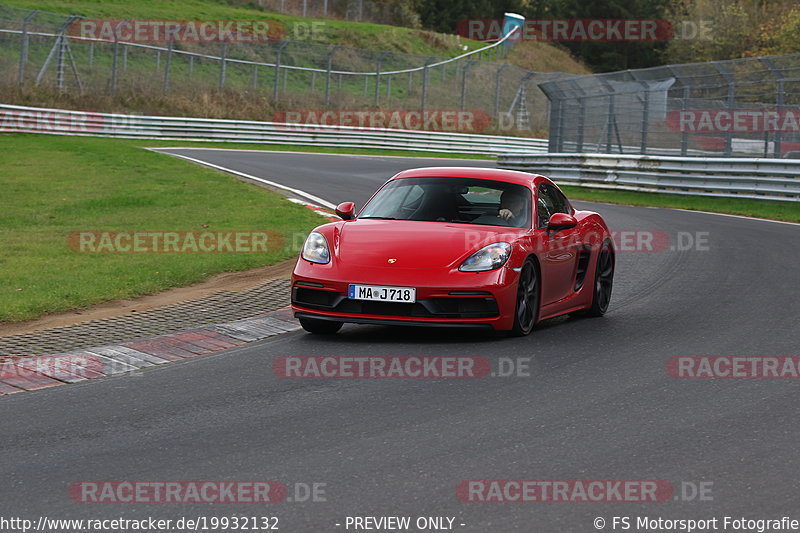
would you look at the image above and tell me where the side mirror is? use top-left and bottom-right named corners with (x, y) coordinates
top-left (547, 212), bottom-right (577, 231)
top-left (335, 201), bottom-right (356, 221)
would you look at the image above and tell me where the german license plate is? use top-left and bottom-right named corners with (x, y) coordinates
top-left (348, 284), bottom-right (416, 303)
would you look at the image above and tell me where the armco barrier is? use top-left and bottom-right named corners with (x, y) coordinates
top-left (499, 153), bottom-right (800, 202)
top-left (0, 104), bottom-right (547, 155)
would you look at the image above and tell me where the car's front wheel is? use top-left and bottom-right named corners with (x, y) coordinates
top-left (299, 317), bottom-right (343, 334)
top-left (510, 259), bottom-right (540, 336)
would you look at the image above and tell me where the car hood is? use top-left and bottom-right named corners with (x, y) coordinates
top-left (335, 219), bottom-right (523, 268)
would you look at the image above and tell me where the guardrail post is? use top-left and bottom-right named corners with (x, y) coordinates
top-left (18, 10), bottom-right (38, 86)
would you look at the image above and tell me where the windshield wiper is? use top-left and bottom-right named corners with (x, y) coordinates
top-left (358, 216), bottom-right (397, 220)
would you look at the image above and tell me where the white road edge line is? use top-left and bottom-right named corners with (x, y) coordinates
top-left (671, 208), bottom-right (800, 226)
top-left (147, 148), bottom-right (337, 209)
top-left (147, 146), bottom-right (494, 161)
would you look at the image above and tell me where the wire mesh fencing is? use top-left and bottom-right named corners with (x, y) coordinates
top-left (539, 54), bottom-right (800, 158)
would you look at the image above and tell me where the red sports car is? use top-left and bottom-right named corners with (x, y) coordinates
top-left (291, 167), bottom-right (614, 336)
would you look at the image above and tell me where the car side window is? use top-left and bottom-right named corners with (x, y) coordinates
top-left (537, 183), bottom-right (570, 228)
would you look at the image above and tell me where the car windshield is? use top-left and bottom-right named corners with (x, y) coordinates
top-left (359, 177), bottom-right (532, 229)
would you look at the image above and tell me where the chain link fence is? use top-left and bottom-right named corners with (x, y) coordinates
top-left (0, 5), bottom-right (573, 136)
top-left (540, 54), bottom-right (800, 158)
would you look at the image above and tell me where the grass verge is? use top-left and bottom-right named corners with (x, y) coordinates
top-left (0, 133), bottom-right (324, 322)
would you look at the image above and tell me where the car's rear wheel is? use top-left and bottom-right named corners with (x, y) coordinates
top-left (299, 317), bottom-right (343, 334)
top-left (584, 240), bottom-right (614, 317)
top-left (510, 259), bottom-right (540, 336)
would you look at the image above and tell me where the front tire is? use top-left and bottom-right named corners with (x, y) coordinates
top-left (299, 317), bottom-right (343, 334)
top-left (584, 240), bottom-right (614, 317)
top-left (510, 259), bottom-right (540, 336)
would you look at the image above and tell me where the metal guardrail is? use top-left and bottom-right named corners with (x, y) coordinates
top-left (499, 153), bottom-right (800, 202)
top-left (0, 104), bottom-right (548, 155)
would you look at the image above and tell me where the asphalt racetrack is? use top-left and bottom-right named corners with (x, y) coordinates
top-left (1, 149), bottom-right (799, 532)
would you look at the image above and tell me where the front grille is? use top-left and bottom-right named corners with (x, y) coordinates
top-left (292, 286), bottom-right (498, 319)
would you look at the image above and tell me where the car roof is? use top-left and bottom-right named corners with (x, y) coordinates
top-left (390, 167), bottom-right (547, 188)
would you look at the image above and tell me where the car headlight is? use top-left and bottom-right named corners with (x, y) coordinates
top-left (301, 232), bottom-right (330, 264)
top-left (459, 242), bottom-right (512, 272)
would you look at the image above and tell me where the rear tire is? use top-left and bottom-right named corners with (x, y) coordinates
top-left (509, 259), bottom-right (540, 337)
top-left (299, 317), bottom-right (343, 334)
top-left (584, 240), bottom-right (614, 317)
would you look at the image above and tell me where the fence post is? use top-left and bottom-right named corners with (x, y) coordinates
top-left (680, 86), bottom-right (689, 156)
top-left (460, 60), bottom-right (475, 110)
top-left (88, 43), bottom-right (94, 68)
top-left (639, 83), bottom-right (649, 154)
top-left (188, 55), bottom-right (194, 79)
top-left (162, 40), bottom-right (173, 92)
top-left (273, 40), bottom-right (287, 101)
top-left (303, 0), bottom-right (307, 17)
top-left (109, 39), bottom-right (119, 93)
top-left (374, 52), bottom-right (388, 106)
top-left (761, 57), bottom-right (784, 158)
top-left (122, 45), bottom-right (128, 71)
top-left (325, 45), bottom-right (339, 106)
top-left (713, 62), bottom-right (735, 156)
top-left (493, 64), bottom-right (508, 117)
top-left (219, 41), bottom-right (228, 89)
top-left (18, 10), bottom-right (38, 86)
top-left (420, 56), bottom-right (434, 112)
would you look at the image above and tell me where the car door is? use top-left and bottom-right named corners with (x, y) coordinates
top-left (535, 182), bottom-right (580, 305)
